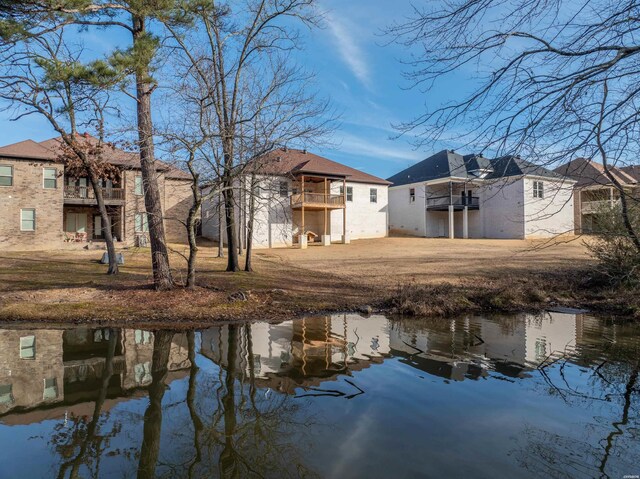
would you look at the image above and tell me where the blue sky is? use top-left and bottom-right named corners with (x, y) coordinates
top-left (0, 1), bottom-right (467, 180)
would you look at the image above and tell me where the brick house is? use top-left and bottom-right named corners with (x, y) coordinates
top-left (0, 135), bottom-right (193, 251)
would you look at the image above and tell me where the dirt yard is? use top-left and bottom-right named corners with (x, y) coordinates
top-left (0, 236), bottom-right (631, 324)
top-left (255, 237), bottom-right (591, 287)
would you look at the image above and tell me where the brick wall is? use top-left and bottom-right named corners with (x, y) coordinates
top-left (0, 157), bottom-right (64, 251)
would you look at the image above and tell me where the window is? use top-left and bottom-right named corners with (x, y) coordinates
top-left (339, 186), bottom-right (353, 202)
top-left (43, 167), bottom-right (57, 189)
top-left (370, 188), bottom-right (378, 203)
top-left (43, 378), bottom-right (58, 400)
top-left (20, 209), bottom-right (35, 231)
top-left (135, 213), bottom-right (149, 233)
top-left (93, 328), bottom-right (110, 343)
top-left (134, 362), bottom-right (152, 385)
top-left (135, 329), bottom-right (153, 345)
top-left (134, 176), bottom-right (143, 195)
top-left (0, 384), bottom-right (12, 405)
top-left (533, 181), bottom-right (544, 199)
top-left (0, 165), bottom-right (12, 187)
top-left (20, 335), bottom-right (35, 359)
top-left (409, 188), bottom-right (416, 203)
top-left (279, 181), bottom-right (288, 197)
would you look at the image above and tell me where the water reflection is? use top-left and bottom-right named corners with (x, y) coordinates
top-left (0, 312), bottom-right (637, 478)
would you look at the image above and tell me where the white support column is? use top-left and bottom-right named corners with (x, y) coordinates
top-left (448, 205), bottom-right (455, 239)
top-left (463, 206), bottom-right (469, 239)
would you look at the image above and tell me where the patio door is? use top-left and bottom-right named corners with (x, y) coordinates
top-left (94, 215), bottom-right (103, 238)
top-left (66, 213), bottom-right (87, 233)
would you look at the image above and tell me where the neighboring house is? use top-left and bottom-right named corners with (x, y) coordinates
top-left (387, 150), bottom-right (575, 239)
top-left (201, 148), bottom-right (390, 249)
top-left (0, 134), bottom-right (193, 251)
top-left (554, 158), bottom-right (638, 234)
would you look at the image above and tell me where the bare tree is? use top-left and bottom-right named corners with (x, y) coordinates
top-left (0, 32), bottom-right (122, 274)
top-left (164, 0), bottom-right (331, 272)
top-left (388, 0), bottom-right (640, 248)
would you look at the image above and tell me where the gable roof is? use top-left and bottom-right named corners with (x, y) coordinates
top-left (621, 165), bottom-right (640, 182)
top-left (0, 135), bottom-right (191, 180)
top-left (387, 150), bottom-right (563, 187)
top-left (553, 158), bottom-right (636, 188)
top-left (486, 155), bottom-right (565, 180)
top-left (256, 148), bottom-right (391, 185)
top-left (0, 139), bottom-right (58, 161)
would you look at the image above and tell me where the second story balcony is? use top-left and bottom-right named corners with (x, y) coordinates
top-left (426, 195), bottom-right (480, 211)
top-left (581, 199), bottom-right (621, 214)
top-left (290, 192), bottom-right (346, 210)
top-left (64, 185), bottom-right (125, 205)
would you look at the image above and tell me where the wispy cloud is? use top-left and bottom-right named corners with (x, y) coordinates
top-left (332, 132), bottom-right (423, 164)
top-left (326, 13), bottom-right (372, 90)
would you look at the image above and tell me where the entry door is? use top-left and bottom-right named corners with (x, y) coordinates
top-left (438, 218), bottom-right (446, 237)
top-left (94, 215), bottom-right (103, 238)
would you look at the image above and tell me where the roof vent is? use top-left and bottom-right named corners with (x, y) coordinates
top-left (283, 146), bottom-right (288, 152)
top-left (276, 156), bottom-right (281, 162)
top-left (302, 149), bottom-right (307, 154)
top-left (83, 132), bottom-right (89, 138)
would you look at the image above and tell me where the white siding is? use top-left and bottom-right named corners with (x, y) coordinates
top-left (522, 177), bottom-right (575, 238)
top-left (388, 182), bottom-right (426, 236)
top-left (330, 182), bottom-right (388, 241)
top-left (480, 179), bottom-right (526, 239)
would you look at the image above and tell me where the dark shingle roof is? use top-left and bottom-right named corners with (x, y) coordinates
top-left (486, 156), bottom-right (565, 180)
top-left (387, 150), bottom-right (566, 187)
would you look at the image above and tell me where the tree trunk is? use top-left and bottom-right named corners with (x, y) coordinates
top-left (132, 15), bottom-right (174, 290)
top-left (186, 331), bottom-right (202, 475)
top-left (223, 180), bottom-right (240, 272)
top-left (245, 176), bottom-right (256, 272)
top-left (219, 325), bottom-right (239, 476)
top-left (88, 171), bottom-right (118, 275)
top-left (137, 330), bottom-right (174, 479)
top-left (186, 184), bottom-right (201, 288)
top-left (217, 191), bottom-right (225, 258)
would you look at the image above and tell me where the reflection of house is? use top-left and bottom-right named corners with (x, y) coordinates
top-left (0, 328), bottom-right (190, 421)
top-left (200, 315), bottom-right (391, 393)
top-left (554, 158), bottom-right (638, 234)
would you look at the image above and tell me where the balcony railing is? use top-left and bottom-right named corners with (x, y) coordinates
top-left (581, 199), bottom-right (620, 214)
top-left (426, 195), bottom-right (480, 210)
top-left (64, 185), bottom-right (125, 202)
top-left (290, 192), bottom-right (345, 208)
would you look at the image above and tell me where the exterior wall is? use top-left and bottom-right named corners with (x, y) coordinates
top-left (201, 177), bottom-right (388, 248)
top-left (164, 178), bottom-right (193, 244)
top-left (330, 181), bottom-right (388, 241)
top-left (388, 183), bottom-right (427, 236)
top-left (0, 329), bottom-right (65, 414)
top-left (522, 177), bottom-right (575, 238)
top-left (0, 158), bottom-right (64, 250)
top-left (480, 179), bottom-right (526, 239)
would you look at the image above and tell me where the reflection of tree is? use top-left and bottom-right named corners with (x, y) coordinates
top-left (137, 330), bottom-right (175, 479)
top-left (186, 331), bottom-right (203, 478)
top-left (52, 329), bottom-right (120, 479)
top-left (514, 343), bottom-right (640, 479)
top-left (187, 324), bottom-right (318, 479)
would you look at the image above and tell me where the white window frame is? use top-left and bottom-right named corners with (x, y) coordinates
top-left (43, 377), bottom-right (58, 400)
top-left (43, 167), bottom-right (57, 189)
top-left (370, 188), bottom-right (378, 203)
top-left (20, 335), bottom-right (36, 359)
top-left (134, 175), bottom-right (143, 196)
top-left (339, 186), bottom-right (354, 202)
top-left (20, 209), bottom-right (36, 231)
top-left (0, 164), bottom-right (13, 187)
top-left (135, 213), bottom-right (149, 233)
top-left (533, 181), bottom-right (544, 199)
top-left (409, 188), bottom-right (416, 203)
top-left (278, 180), bottom-right (288, 198)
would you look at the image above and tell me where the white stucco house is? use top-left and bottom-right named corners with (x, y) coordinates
top-left (387, 150), bottom-right (576, 239)
top-left (201, 148), bottom-right (390, 249)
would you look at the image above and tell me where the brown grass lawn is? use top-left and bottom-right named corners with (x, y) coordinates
top-left (0, 236), bottom-right (633, 324)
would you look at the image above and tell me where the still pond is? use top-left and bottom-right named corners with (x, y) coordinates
top-left (0, 312), bottom-right (638, 478)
